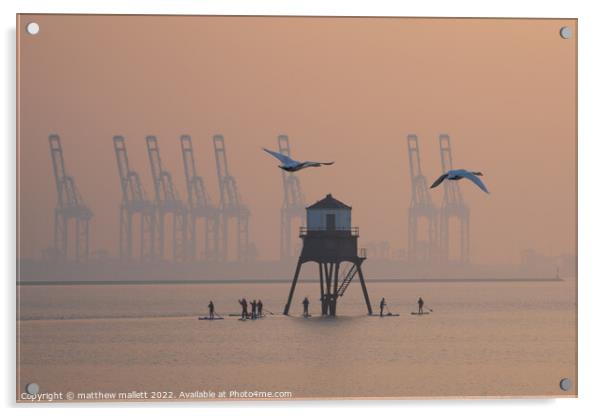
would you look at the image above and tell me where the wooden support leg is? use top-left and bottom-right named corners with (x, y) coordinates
top-left (332, 263), bottom-right (340, 317)
top-left (283, 259), bottom-right (303, 315)
top-left (357, 264), bottom-right (373, 315)
top-left (319, 262), bottom-right (327, 315)
top-left (325, 263), bottom-right (334, 315)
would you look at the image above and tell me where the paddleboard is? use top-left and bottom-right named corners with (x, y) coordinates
top-left (198, 316), bottom-right (224, 320)
top-left (410, 312), bottom-right (430, 315)
top-left (371, 313), bottom-right (400, 317)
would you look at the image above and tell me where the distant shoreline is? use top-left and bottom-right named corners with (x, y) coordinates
top-left (16, 277), bottom-right (565, 286)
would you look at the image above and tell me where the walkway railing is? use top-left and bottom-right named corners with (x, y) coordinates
top-left (299, 226), bottom-right (359, 237)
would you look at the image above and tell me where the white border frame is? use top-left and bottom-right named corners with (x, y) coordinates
top-left (3, 1), bottom-right (599, 415)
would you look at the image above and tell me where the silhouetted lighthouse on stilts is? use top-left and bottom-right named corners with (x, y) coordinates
top-left (283, 194), bottom-right (373, 316)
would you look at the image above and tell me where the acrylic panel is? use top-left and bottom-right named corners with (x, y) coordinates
top-left (16, 15), bottom-right (577, 402)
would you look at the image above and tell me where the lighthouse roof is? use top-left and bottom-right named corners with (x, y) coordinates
top-left (307, 194), bottom-right (351, 210)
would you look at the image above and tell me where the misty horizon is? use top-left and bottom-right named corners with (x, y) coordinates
top-left (18, 15), bottom-right (576, 268)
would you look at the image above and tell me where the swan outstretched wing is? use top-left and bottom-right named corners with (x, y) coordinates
top-left (263, 148), bottom-right (296, 166)
top-left (430, 173), bottom-right (448, 189)
top-left (462, 171), bottom-right (489, 193)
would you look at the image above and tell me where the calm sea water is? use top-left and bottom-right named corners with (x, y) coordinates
top-left (17, 280), bottom-right (576, 400)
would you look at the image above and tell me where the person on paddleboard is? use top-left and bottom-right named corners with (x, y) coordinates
top-left (302, 297), bottom-right (310, 318)
top-left (380, 297), bottom-right (387, 317)
top-left (208, 300), bottom-right (215, 320)
top-left (239, 298), bottom-right (249, 319)
top-left (418, 297), bottom-right (424, 315)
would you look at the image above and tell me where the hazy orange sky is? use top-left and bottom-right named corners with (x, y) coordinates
top-left (17, 15), bottom-right (576, 264)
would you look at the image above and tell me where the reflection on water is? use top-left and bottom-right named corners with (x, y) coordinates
top-left (17, 281), bottom-right (576, 400)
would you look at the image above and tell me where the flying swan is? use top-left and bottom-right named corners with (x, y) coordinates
top-left (430, 169), bottom-right (489, 194)
top-left (262, 148), bottom-right (334, 172)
